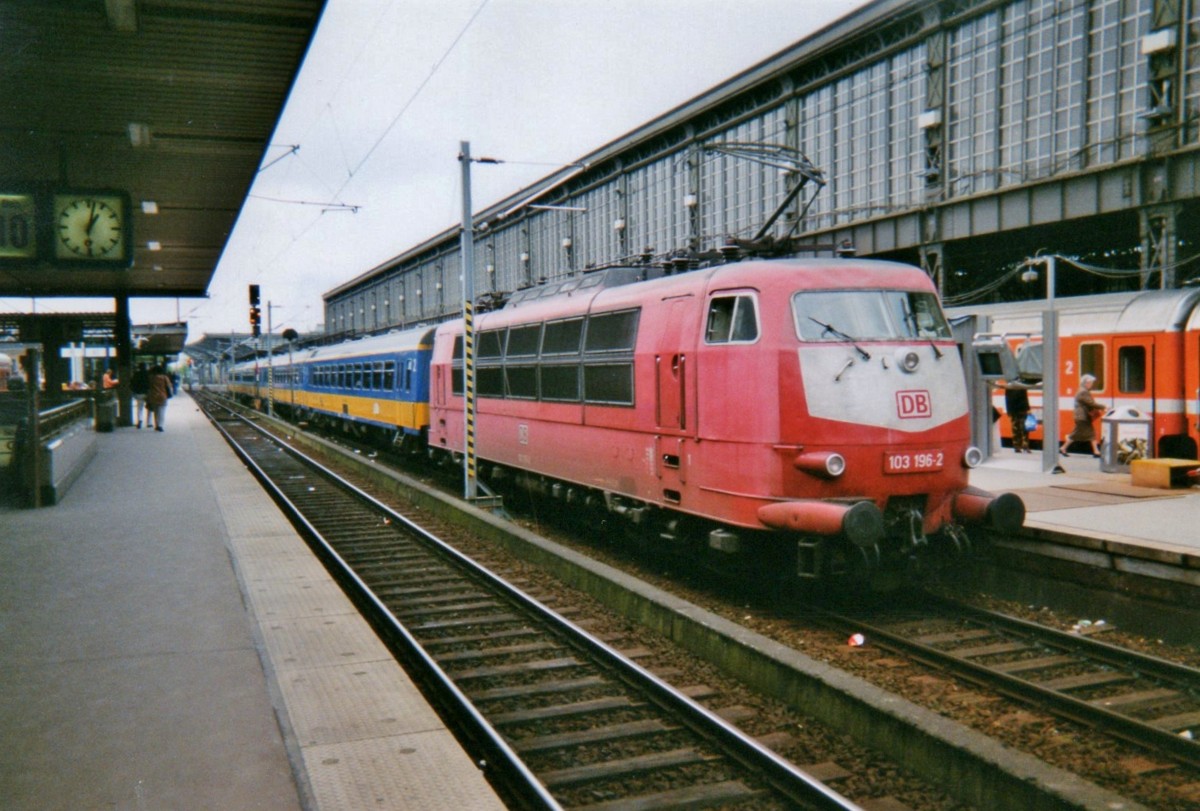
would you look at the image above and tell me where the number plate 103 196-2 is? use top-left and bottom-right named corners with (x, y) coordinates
top-left (884, 450), bottom-right (944, 474)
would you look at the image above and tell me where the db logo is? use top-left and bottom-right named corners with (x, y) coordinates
top-left (896, 390), bottom-right (932, 419)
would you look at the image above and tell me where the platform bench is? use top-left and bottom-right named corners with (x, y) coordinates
top-left (1130, 458), bottom-right (1200, 489)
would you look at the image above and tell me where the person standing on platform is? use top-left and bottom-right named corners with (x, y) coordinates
top-left (102, 368), bottom-right (118, 389)
top-left (145, 364), bottom-right (174, 432)
top-left (1004, 381), bottom-right (1032, 453)
top-left (1060, 373), bottom-right (1103, 457)
top-left (130, 362), bottom-right (150, 429)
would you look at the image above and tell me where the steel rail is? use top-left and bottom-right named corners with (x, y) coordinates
top-left (822, 598), bottom-right (1200, 769)
top-left (201, 397), bottom-right (865, 811)
top-left (202, 402), bottom-right (561, 810)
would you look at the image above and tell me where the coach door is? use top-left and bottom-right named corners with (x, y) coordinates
top-left (1114, 335), bottom-right (1154, 439)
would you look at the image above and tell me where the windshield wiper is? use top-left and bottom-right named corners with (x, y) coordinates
top-left (808, 317), bottom-right (870, 360)
top-left (901, 304), bottom-right (944, 359)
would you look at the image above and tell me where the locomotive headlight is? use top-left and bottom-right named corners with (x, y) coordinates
top-left (895, 348), bottom-right (921, 373)
top-left (824, 453), bottom-right (846, 477)
top-left (963, 446), bottom-right (984, 468)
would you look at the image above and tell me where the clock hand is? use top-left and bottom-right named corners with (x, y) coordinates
top-left (85, 202), bottom-right (99, 235)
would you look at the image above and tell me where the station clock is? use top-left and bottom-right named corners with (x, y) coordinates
top-left (52, 192), bottom-right (130, 263)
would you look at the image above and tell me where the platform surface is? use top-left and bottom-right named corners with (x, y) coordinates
top-left (0, 392), bottom-right (504, 811)
top-left (970, 448), bottom-right (1200, 556)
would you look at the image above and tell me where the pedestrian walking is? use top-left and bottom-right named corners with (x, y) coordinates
top-left (1005, 382), bottom-right (1032, 453)
top-left (145, 365), bottom-right (174, 432)
top-left (1060, 373), bottom-right (1103, 457)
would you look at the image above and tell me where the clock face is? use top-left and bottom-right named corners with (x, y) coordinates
top-left (55, 196), bottom-right (125, 259)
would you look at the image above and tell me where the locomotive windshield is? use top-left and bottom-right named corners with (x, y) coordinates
top-left (792, 290), bottom-right (951, 342)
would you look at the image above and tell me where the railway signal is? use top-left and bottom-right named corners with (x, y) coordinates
top-left (249, 284), bottom-right (262, 336)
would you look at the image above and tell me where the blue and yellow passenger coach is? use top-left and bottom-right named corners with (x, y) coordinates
top-left (230, 326), bottom-right (435, 449)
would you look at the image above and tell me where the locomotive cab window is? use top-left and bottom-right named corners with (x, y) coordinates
top-left (793, 290), bottom-right (951, 341)
top-left (705, 294), bottom-right (759, 343)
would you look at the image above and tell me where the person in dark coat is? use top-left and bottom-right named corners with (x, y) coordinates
top-left (1004, 382), bottom-right (1031, 453)
top-left (1060, 373), bottom-right (1102, 457)
top-left (145, 365), bottom-right (174, 432)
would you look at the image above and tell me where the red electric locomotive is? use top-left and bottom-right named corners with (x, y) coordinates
top-left (429, 258), bottom-right (1023, 585)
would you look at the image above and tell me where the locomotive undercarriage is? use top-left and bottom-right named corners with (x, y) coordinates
top-left (480, 460), bottom-right (972, 587)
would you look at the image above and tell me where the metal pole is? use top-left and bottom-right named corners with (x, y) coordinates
top-left (460, 140), bottom-right (478, 500)
top-left (1041, 255), bottom-right (1061, 473)
top-left (266, 301), bottom-right (274, 417)
top-left (26, 347), bottom-right (42, 508)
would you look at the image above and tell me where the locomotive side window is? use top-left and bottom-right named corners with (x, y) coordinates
top-left (1118, 346), bottom-right (1146, 393)
top-left (476, 329), bottom-right (506, 398)
top-left (540, 365), bottom-right (580, 401)
top-left (584, 363), bottom-right (634, 405)
top-left (1079, 342), bottom-right (1105, 391)
top-left (583, 309), bottom-right (639, 405)
top-left (542, 318), bottom-right (583, 354)
top-left (506, 365), bottom-right (538, 399)
top-left (540, 318), bottom-right (584, 401)
top-left (705, 295), bottom-right (759, 343)
top-left (477, 366), bottom-right (505, 397)
top-left (477, 330), bottom-right (505, 358)
top-left (507, 325), bottom-right (541, 357)
top-left (585, 309), bottom-right (639, 352)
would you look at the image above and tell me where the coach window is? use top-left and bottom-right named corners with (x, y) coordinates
top-left (1118, 346), bottom-right (1146, 393)
top-left (1079, 343), bottom-right (1105, 391)
top-left (374, 361), bottom-right (385, 390)
top-left (705, 294), bottom-right (759, 343)
top-left (383, 361), bottom-right (396, 391)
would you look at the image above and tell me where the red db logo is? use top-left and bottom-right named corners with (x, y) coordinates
top-left (896, 390), bottom-right (932, 419)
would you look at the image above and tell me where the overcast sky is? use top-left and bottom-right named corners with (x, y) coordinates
top-left (13, 0), bottom-right (867, 335)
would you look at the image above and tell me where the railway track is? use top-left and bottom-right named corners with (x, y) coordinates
top-left (820, 595), bottom-right (1200, 768)
top-left (200, 398), bottom-right (864, 811)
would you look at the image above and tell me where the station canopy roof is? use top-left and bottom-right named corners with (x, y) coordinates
top-left (0, 0), bottom-right (325, 299)
top-left (0, 313), bottom-right (186, 356)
